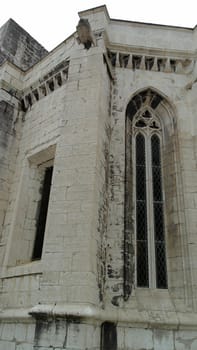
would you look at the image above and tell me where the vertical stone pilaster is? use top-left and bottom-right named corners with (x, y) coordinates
top-left (41, 46), bottom-right (111, 306)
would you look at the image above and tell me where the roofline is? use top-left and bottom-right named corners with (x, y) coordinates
top-left (111, 17), bottom-right (194, 31)
top-left (0, 18), bottom-right (48, 52)
top-left (78, 4), bottom-right (110, 20)
top-left (78, 4), bottom-right (196, 31)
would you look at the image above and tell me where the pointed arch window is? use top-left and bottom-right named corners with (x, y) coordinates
top-left (134, 108), bottom-right (167, 288)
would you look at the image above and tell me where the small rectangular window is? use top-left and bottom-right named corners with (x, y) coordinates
top-left (32, 166), bottom-right (53, 260)
top-left (6, 145), bottom-right (56, 267)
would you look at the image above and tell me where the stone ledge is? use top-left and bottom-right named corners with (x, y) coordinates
top-left (1, 260), bottom-right (43, 279)
top-left (0, 304), bottom-right (196, 333)
top-left (0, 308), bottom-right (34, 323)
top-left (0, 303), bottom-right (191, 330)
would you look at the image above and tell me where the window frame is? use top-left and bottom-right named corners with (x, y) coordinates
top-left (31, 161), bottom-right (54, 261)
top-left (132, 107), bottom-right (167, 289)
top-left (4, 145), bottom-right (56, 267)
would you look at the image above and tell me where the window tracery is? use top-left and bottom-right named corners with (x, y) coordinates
top-left (133, 108), bottom-right (167, 288)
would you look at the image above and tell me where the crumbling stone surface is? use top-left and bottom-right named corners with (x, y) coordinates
top-left (0, 100), bottom-right (14, 147)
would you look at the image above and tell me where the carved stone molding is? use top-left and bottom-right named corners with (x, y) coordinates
top-left (21, 60), bottom-right (69, 111)
top-left (107, 49), bottom-right (194, 74)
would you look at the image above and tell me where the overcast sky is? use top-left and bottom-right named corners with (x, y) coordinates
top-left (1, 0), bottom-right (197, 51)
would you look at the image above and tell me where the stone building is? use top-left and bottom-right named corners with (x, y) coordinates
top-left (0, 5), bottom-right (197, 350)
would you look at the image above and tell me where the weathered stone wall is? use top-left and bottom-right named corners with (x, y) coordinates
top-left (1, 319), bottom-right (197, 350)
top-left (0, 16), bottom-right (112, 310)
top-left (0, 62), bottom-right (22, 268)
top-left (117, 327), bottom-right (197, 350)
top-left (0, 321), bottom-right (35, 350)
top-left (0, 4), bottom-right (197, 350)
top-left (0, 101), bottom-right (15, 238)
top-left (104, 65), bottom-right (195, 311)
top-left (0, 319), bottom-right (101, 350)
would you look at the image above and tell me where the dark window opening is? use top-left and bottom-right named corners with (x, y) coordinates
top-left (101, 322), bottom-right (117, 350)
top-left (136, 134), bottom-right (149, 287)
top-left (135, 131), bottom-right (167, 288)
top-left (126, 90), bottom-right (168, 293)
top-left (32, 166), bottom-right (53, 260)
top-left (151, 135), bottom-right (167, 288)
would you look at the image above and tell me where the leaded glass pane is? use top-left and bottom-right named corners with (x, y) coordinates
top-left (152, 166), bottom-right (162, 201)
top-left (136, 133), bottom-right (145, 165)
top-left (136, 134), bottom-right (149, 287)
top-left (151, 134), bottom-right (167, 289)
top-left (136, 165), bottom-right (146, 200)
top-left (153, 202), bottom-right (164, 241)
top-left (151, 134), bottom-right (161, 166)
top-left (137, 241), bottom-right (149, 287)
top-left (155, 242), bottom-right (168, 288)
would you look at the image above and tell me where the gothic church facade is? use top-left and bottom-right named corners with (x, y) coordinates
top-left (0, 5), bottom-right (197, 350)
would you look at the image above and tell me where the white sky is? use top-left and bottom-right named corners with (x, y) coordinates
top-left (1, 0), bottom-right (197, 51)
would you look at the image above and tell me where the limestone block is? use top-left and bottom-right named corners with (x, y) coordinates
top-left (15, 323), bottom-right (27, 342)
top-left (26, 324), bottom-right (36, 343)
top-left (124, 328), bottom-right (153, 349)
top-left (153, 329), bottom-right (174, 350)
top-left (0, 340), bottom-right (15, 350)
top-left (16, 343), bottom-right (34, 350)
top-left (175, 330), bottom-right (197, 350)
top-left (1, 323), bottom-right (15, 340)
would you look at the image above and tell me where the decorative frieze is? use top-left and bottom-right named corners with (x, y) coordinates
top-left (21, 60), bottom-right (69, 111)
top-left (107, 49), bottom-right (194, 74)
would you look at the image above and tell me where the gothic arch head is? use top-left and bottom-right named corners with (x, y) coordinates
top-left (126, 88), bottom-right (176, 142)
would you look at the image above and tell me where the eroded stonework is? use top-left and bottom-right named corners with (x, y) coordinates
top-left (0, 5), bottom-right (197, 350)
